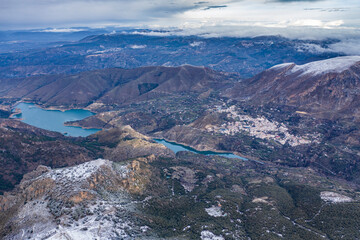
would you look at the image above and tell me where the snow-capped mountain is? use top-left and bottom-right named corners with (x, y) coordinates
top-left (224, 56), bottom-right (360, 120)
top-left (272, 56), bottom-right (360, 76)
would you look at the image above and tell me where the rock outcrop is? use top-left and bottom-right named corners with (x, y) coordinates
top-left (88, 125), bottom-right (175, 161)
top-left (0, 157), bottom-right (158, 239)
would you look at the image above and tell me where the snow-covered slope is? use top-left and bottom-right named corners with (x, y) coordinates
top-left (269, 62), bottom-right (294, 70)
top-left (1, 158), bottom-right (156, 240)
top-left (270, 56), bottom-right (360, 76)
top-left (291, 56), bottom-right (360, 76)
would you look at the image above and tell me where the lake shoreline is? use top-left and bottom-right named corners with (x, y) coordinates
top-left (13, 100), bottom-right (93, 112)
top-left (11, 102), bottom-right (101, 137)
top-left (154, 138), bottom-right (265, 164)
top-left (154, 138), bottom-right (243, 156)
top-left (155, 138), bottom-right (248, 160)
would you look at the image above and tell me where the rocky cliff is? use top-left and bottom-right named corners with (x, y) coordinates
top-left (0, 157), bottom-right (160, 239)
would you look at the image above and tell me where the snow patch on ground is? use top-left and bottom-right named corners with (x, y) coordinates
top-left (201, 230), bottom-right (225, 240)
top-left (94, 47), bottom-right (122, 54)
top-left (114, 164), bottom-right (131, 178)
top-left (15, 193), bottom-right (147, 239)
top-left (205, 205), bottom-right (227, 217)
top-left (320, 191), bottom-right (353, 203)
top-left (3, 159), bottom-right (155, 240)
top-left (15, 199), bottom-right (57, 240)
top-left (190, 41), bottom-right (204, 47)
top-left (290, 56), bottom-right (360, 76)
top-left (47, 158), bottom-right (110, 182)
top-left (129, 44), bottom-right (146, 49)
top-left (34, 199), bottom-right (138, 240)
top-left (269, 62), bottom-right (294, 70)
top-left (252, 196), bottom-right (271, 205)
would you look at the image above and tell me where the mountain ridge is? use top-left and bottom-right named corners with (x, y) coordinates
top-left (0, 33), bottom-right (342, 79)
top-left (1, 65), bottom-right (238, 108)
top-left (223, 56), bottom-right (360, 120)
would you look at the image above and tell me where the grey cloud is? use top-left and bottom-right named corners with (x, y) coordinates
top-left (204, 5), bottom-right (227, 10)
top-left (195, 1), bottom-right (210, 4)
top-left (294, 39), bottom-right (360, 56)
top-left (131, 26), bottom-right (360, 57)
top-left (304, 7), bottom-right (347, 11)
top-left (270, 0), bottom-right (323, 2)
top-left (328, 39), bottom-right (360, 55)
top-left (0, 0), bottom-right (183, 28)
top-left (0, 0), bottom-right (238, 29)
top-left (0, 0), bottom-right (359, 44)
top-left (138, 24), bottom-right (360, 40)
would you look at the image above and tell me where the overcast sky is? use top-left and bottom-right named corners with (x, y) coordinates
top-left (1, 0), bottom-right (359, 39)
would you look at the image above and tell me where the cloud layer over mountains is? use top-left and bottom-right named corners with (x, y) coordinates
top-left (1, 0), bottom-right (359, 32)
top-left (1, 0), bottom-right (359, 53)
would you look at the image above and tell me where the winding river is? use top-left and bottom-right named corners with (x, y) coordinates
top-left (154, 139), bottom-right (247, 160)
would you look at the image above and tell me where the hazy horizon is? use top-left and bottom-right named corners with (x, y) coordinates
top-left (1, 0), bottom-right (359, 38)
top-left (1, 0), bottom-right (360, 54)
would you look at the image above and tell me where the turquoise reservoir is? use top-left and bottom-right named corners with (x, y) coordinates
top-left (154, 139), bottom-right (247, 160)
top-left (12, 102), bottom-right (101, 137)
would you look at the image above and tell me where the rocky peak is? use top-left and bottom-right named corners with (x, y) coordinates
top-left (0, 157), bottom-right (158, 239)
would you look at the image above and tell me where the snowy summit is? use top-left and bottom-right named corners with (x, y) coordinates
top-left (271, 56), bottom-right (360, 76)
top-left (291, 56), bottom-right (360, 76)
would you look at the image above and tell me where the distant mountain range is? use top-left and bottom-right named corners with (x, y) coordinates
top-left (0, 33), bottom-right (342, 79)
top-left (0, 28), bottom-right (111, 53)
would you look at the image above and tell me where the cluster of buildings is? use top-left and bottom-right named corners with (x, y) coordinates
top-left (210, 105), bottom-right (316, 146)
